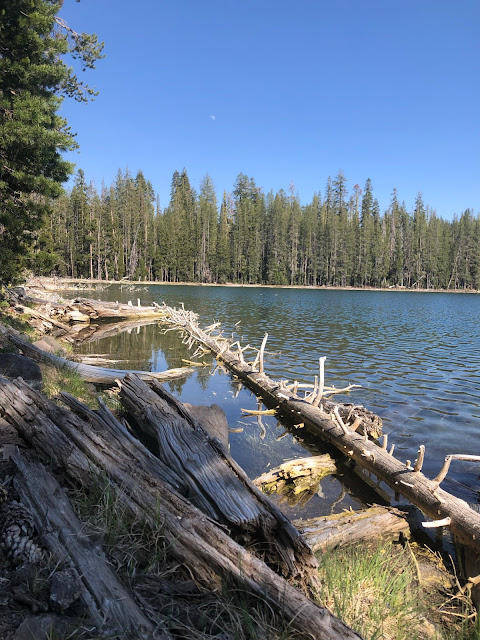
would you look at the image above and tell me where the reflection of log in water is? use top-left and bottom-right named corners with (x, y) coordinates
top-left (4, 328), bottom-right (194, 385)
top-left (161, 303), bottom-right (480, 553)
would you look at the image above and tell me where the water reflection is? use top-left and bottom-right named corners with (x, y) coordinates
top-left (71, 285), bottom-right (480, 509)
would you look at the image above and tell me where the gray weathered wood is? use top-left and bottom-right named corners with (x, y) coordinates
top-left (11, 452), bottom-right (167, 639)
top-left (0, 376), bottom-right (363, 640)
top-left (293, 506), bottom-right (410, 552)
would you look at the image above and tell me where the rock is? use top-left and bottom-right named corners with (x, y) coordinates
top-left (32, 336), bottom-right (66, 357)
top-left (0, 355), bottom-right (42, 390)
top-left (184, 403), bottom-right (229, 448)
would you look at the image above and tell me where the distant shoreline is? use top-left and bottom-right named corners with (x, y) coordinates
top-left (27, 276), bottom-right (480, 295)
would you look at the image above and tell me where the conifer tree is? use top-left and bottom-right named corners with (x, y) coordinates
top-left (0, 0), bottom-right (103, 283)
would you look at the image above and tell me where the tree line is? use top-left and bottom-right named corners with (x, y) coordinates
top-left (32, 167), bottom-right (479, 290)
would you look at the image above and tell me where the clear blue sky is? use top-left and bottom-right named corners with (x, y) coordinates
top-left (59, 0), bottom-right (479, 219)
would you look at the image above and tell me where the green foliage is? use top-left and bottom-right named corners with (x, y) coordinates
top-left (0, 0), bottom-right (103, 284)
top-left (33, 165), bottom-right (479, 290)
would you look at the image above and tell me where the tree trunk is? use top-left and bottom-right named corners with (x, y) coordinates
top-left (0, 376), bottom-right (362, 640)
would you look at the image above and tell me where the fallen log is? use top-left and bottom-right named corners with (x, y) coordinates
top-left (292, 506), bottom-right (410, 553)
top-left (57, 297), bottom-right (166, 323)
top-left (161, 304), bottom-right (480, 551)
top-left (10, 452), bottom-right (164, 639)
top-left (118, 374), bottom-right (318, 581)
top-left (254, 455), bottom-right (337, 507)
top-left (4, 329), bottom-right (193, 385)
top-left (0, 376), bottom-right (362, 640)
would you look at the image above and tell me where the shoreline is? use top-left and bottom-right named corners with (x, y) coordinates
top-left (27, 276), bottom-right (480, 295)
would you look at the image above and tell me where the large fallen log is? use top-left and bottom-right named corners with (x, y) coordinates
top-left (161, 304), bottom-right (480, 551)
top-left (292, 506), bottom-right (410, 553)
top-left (0, 376), bottom-right (362, 640)
top-left (119, 374), bottom-right (317, 580)
top-left (57, 297), bottom-right (165, 323)
top-left (3, 329), bottom-right (193, 385)
top-left (10, 452), bottom-right (165, 639)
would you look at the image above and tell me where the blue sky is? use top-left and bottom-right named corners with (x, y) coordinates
top-left (59, 0), bottom-right (480, 219)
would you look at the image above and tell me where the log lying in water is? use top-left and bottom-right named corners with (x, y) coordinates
top-left (11, 452), bottom-right (161, 639)
top-left (4, 329), bottom-right (193, 385)
top-left (58, 297), bottom-right (166, 323)
top-left (119, 374), bottom-right (317, 579)
top-left (254, 455), bottom-right (337, 507)
top-left (0, 376), bottom-right (362, 640)
top-left (292, 506), bottom-right (410, 553)
top-left (161, 304), bottom-right (480, 552)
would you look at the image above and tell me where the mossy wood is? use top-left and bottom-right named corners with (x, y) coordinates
top-left (5, 330), bottom-right (193, 385)
top-left (162, 305), bottom-right (480, 551)
top-left (0, 376), bottom-right (363, 640)
top-left (10, 453), bottom-right (163, 639)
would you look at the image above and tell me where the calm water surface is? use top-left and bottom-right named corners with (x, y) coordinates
top-left (70, 285), bottom-right (480, 517)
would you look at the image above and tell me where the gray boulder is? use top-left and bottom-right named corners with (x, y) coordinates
top-left (0, 354), bottom-right (43, 389)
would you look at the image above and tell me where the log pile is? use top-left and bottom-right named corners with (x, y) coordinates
top-left (0, 375), bottom-right (363, 640)
top-left (160, 303), bottom-right (480, 553)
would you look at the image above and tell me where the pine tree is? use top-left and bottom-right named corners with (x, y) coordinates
top-left (0, 0), bottom-right (103, 283)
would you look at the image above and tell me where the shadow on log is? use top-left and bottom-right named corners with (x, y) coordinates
top-left (0, 376), bottom-right (363, 640)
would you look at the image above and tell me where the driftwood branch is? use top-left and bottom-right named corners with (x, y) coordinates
top-left (159, 304), bottom-right (480, 551)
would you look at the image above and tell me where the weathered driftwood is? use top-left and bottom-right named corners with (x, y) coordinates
top-left (14, 304), bottom-right (71, 332)
top-left (57, 297), bottom-right (165, 323)
top-left (11, 453), bottom-right (164, 639)
top-left (161, 304), bottom-right (480, 551)
top-left (68, 318), bottom-right (159, 344)
top-left (119, 374), bottom-right (318, 580)
top-left (0, 376), bottom-right (362, 640)
top-left (254, 455), bottom-right (337, 507)
top-left (292, 506), bottom-right (410, 553)
top-left (5, 330), bottom-right (193, 385)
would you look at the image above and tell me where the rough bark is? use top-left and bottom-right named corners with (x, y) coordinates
top-left (0, 376), bottom-right (362, 640)
top-left (119, 374), bottom-right (318, 583)
top-left (10, 453), bottom-right (165, 639)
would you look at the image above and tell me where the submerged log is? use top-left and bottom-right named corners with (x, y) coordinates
top-left (118, 374), bottom-right (317, 580)
top-left (0, 376), bottom-right (362, 640)
top-left (4, 329), bottom-right (193, 385)
top-left (292, 506), bottom-right (410, 553)
top-left (161, 304), bottom-right (480, 551)
top-left (254, 455), bottom-right (337, 507)
top-left (11, 453), bottom-right (162, 639)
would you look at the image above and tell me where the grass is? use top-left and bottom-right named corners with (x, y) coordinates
top-left (316, 541), bottom-right (480, 640)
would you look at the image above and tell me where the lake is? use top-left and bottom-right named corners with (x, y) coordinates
top-left (69, 284), bottom-right (480, 519)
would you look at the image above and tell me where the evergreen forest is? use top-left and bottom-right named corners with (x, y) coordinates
top-left (33, 167), bottom-right (480, 290)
